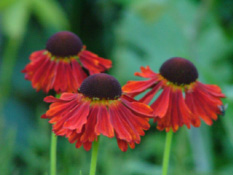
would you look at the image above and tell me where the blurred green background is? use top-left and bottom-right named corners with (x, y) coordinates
top-left (0, 0), bottom-right (233, 175)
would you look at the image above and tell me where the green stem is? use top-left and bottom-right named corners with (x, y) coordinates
top-left (50, 94), bottom-right (60, 175)
top-left (50, 132), bottom-right (57, 175)
top-left (162, 130), bottom-right (173, 175)
top-left (89, 140), bottom-right (100, 175)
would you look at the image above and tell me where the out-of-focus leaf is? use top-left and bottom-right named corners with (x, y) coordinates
top-left (0, 119), bottom-right (15, 175)
top-left (189, 126), bottom-right (213, 173)
top-left (3, 97), bottom-right (34, 151)
top-left (111, 0), bottom-right (139, 6)
top-left (221, 87), bottom-right (233, 146)
top-left (31, 0), bottom-right (69, 30)
top-left (196, 24), bottom-right (233, 85)
top-left (1, 0), bottom-right (30, 38)
top-left (130, 0), bottom-right (168, 22)
top-left (111, 0), bottom-right (233, 174)
top-left (0, 0), bottom-right (16, 10)
top-left (124, 160), bottom-right (161, 175)
top-left (111, 11), bottom-right (190, 82)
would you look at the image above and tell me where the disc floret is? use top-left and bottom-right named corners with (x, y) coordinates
top-left (79, 73), bottom-right (122, 100)
top-left (46, 31), bottom-right (83, 57)
top-left (159, 57), bottom-right (198, 85)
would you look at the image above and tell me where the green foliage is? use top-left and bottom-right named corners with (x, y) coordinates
top-left (31, 0), bottom-right (69, 30)
top-left (0, 0), bottom-right (233, 174)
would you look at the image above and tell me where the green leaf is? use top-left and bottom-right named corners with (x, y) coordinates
top-left (1, 0), bottom-right (30, 38)
top-left (0, 0), bottom-right (16, 10)
top-left (130, 0), bottom-right (168, 22)
top-left (31, 0), bottom-right (69, 30)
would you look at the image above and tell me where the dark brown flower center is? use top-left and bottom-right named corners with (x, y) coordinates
top-left (79, 73), bottom-right (122, 100)
top-left (46, 31), bottom-right (83, 57)
top-left (159, 57), bottom-right (198, 85)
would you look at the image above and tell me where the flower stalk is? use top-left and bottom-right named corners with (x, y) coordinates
top-left (89, 140), bottom-right (100, 175)
top-left (50, 132), bottom-right (57, 175)
top-left (162, 130), bottom-right (173, 175)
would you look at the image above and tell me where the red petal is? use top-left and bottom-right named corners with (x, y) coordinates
top-left (135, 66), bottom-right (158, 78)
top-left (60, 93), bottom-right (78, 101)
top-left (129, 142), bottom-right (135, 149)
top-left (121, 96), bottom-right (153, 117)
top-left (79, 50), bottom-right (112, 75)
top-left (109, 102), bottom-right (132, 142)
top-left (186, 86), bottom-right (219, 125)
top-left (82, 50), bottom-right (112, 69)
top-left (41, 114), bottom-right (47, 119)
top-left (95, 105), bottom-right (114, 138)
top-left (46, 100), bottom-right (77, 117)
top-left (83, 142), bottom-right (92, 151)
top-left (139, 82), bottom-right (162, 104)
top-left (67, 130), bottom-right (80, 143)
top-left (117, 103), bottom-right (141, 142)
top-left (63, 101), bottom-right (90, 131)
top-left (118, 103), bottom-right (150, 141)
top-left (53, 61), bottom-right (66, 92)
top-left (44, 96), bottom-right (59, 103)
top-left (151, 86), bottom-right (170, 118)
top-left (155, 88), bottom-right (199, 132)
top-left (75, 140), bottom-right (82, 149)
top-left (117, 139), bottom-right (128, 152)
top-left (122, 79), bottom-right (157, 95)
top-left (197, 82), bottom-right (225, 98)
top-left (31, 56), bottom-right (51, 91)
top-left (71, 59), bottom-right (87, 88)
top-left (80, 105), bottom-right (98, 142)
top-left (29, 50), bottom-right (45, 61)
top-left (40, 60), bottom-right (56, 92)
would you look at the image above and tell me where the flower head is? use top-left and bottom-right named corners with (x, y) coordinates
top-left (122, 57), bottom-right (225, 132)
top-left (42, 73), bottom-right (153, 151)
top-left (22, 31), bottom-right (112, 93)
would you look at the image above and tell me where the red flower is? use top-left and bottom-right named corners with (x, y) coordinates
top-left (42, 73), bottom-right (153, 151)
top-left (122, 57), bottom-right (225, 132)
top-left (22, 31), bottom-right (112, 93)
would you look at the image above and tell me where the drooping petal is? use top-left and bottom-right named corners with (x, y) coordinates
top-left (22, 50), bottom-right (89, 93)
top-left (60, 93), bottom-right (79, 101)
top-left (46, 100), bottom-right (77, 117)
top-left (122, 79), bottom-right (157, 96)
top-left (52, 104), bottom-right (82, 135)
top-left (31, 55), bottom-right (51, 91)
top-left (83, 142), bottom-right (93, 151)
top-left (79, 50), bottom-right (112, 75)
top-left (53, 61), bottom-right (66, 92)
top-left (154, 88), bottom-right (172, 132)
top-left (118, 102), bottom-right (150, 139)
top-left (117, 139), bottom-right (128, 152)
top-left (81, 50), bottom-right (112, 69)
top-left (40, 59), bottom-right (56, 92)
top-left (139, 82), bottom-right (162, 104)
top-left (109, 102), bottom-right (132, 142)
top-left (134, 66), bottom-right (158, 78)
top-left (185, 82), bottom-right (224, 125)
top-left (29, 50), bottom-right (46, 61)
top-left (80, 105), bottom-right (98, 142)
top-left (71, 59), bottom-right (87, 87)
top-left (121, 95), bottom-right (153, 118)
top-left (95, 104), bottom-right (114, 138)
top-left (151, 86), bottom-right (170, 118)
top-left (197, 82), bottom-right (225, 98)
top-left (177, 89), bottom-right (200, 129)
top-left (117, 103), bottom-right (141, 142)
top-left (155, 88), bottom-right (200, 132)
top-left (67, 130), bottom-right (81, 143)
top-left (63, 101), bottom-right (90, 132)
